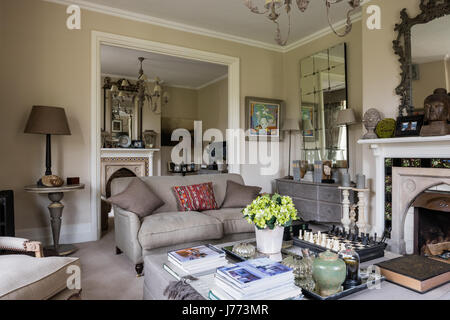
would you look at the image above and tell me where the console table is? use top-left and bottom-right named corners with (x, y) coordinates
top-left (24, 184), bottom-right (85, 256)
top-left (275, 179), bottom-right (354, 223)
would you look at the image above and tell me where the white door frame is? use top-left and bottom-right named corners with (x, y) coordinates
top-left (90, 31), bottom-right (241, 240)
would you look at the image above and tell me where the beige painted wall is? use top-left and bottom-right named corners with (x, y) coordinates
top-left (198, 78), bottom-right (228, 135)
top-left (0, 0), bottom-right (284, 242)
top-left (283, 20), bottom-right (363, 180)
top-left (361, 0), bottom-right (422, 231)
top-left (412, 60), bottom-right (447, 109)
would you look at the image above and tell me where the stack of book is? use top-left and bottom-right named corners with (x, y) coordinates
top-left (209, 258), bottom-right (302, 300)
top-left (167, 244), bottom-right (227, 274)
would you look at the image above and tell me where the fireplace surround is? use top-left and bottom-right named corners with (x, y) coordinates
top-left (359, 135), bottom-right (450, 254)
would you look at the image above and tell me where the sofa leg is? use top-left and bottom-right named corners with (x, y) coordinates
top-left (115, 246), bottom-right (123, 255)
top-left (135, 263), bottom-right (144, 277)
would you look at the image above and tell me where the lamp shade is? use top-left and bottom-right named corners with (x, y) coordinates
top-left (24, 106), bottom-right (71, 135)
top-left (282, 119), bottom-right (300, 131)
top-left (336, 108), bottom-right (356, 125)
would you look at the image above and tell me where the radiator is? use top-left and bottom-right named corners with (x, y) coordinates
top-left (0, 190), bottom-right (15, 237)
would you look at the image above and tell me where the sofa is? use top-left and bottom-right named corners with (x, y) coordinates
top-left (111, 173), bottom-right (256, 275)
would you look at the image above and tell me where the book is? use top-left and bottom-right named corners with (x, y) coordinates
top-left (209, 284), bottom-right (302, 300)
top-left (168, 256), bottom-right (227, 273)
top-left (217, 258), bottom-right (293, 289)
top-left (168, 244), bottom-right (225, 266)
top-left (376, 255), bottom-right (450, 293)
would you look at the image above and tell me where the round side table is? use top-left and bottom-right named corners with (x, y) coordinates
top-left (24, 184), bottom-right (85, 256)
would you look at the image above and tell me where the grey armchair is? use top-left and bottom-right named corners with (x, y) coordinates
top-left (0, 237), bottom-right (82, 300)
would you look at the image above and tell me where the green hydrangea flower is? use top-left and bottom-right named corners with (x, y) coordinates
top-left (242, 194), bottom-right (298, 230)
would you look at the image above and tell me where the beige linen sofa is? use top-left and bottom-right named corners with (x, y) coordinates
top-left (111, 174), bottom-right (255, 275)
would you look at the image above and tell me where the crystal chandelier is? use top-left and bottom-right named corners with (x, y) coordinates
top-left (110, 57), bottom-right (169, 114)
top-left (244, 0), bottom-right (361, 46)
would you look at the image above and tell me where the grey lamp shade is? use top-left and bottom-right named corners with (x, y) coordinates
top-left (282, 119), bottom-right (300, 131)
top-left (24, 106), bottom-right (71, 135)
top-left (336, 108), bottom-right (356, 126)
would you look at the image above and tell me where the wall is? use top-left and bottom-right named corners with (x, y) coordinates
top-left (0, 0), bottom-right (284, 243)
top-left (283, 20), bottom-right (363, 180)
top-left (412, 60), bottom-right (447, 109)
top-left (361, 0), bottom-right (421, 231)
top-left (198, 78), bottom-right (228, 135)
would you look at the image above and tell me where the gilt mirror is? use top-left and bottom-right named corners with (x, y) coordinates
top-left (393, 0), bottom-right (450, 116)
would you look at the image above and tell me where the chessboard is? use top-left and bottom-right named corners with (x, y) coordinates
top-left (293, 227), bottom-right (388, 263)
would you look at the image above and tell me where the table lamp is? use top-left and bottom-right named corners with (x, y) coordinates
top-left (336, 108), bottom-right (357, 126)
top-left (282, 119), bottom-right (300, 179)
top-left (24, 106), bottom-right (71, 177)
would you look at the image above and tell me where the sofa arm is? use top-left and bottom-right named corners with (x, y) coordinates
top-left (0, 237), bottom-right (44, 257)
top-left (113, 206), bottom-right (143, 264)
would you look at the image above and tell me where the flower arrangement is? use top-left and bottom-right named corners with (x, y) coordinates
top-left (242, 194), bottom-right (298, 230)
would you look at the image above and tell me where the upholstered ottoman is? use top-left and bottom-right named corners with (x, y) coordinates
top-left (0, 255), bottom-right (81, 300)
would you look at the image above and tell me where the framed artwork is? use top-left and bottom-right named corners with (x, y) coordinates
top-left (112, 120), bottom-right (122, 133)
top-left (301, 104), bottom-right (315, 142)
top-left (395, 115), bottom-right (424, 137)
top-left (245, 97), bottom-right (284, 141)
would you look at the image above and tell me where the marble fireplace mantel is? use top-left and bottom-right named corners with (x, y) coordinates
top-left (358, 135), bottom-right (450, 253)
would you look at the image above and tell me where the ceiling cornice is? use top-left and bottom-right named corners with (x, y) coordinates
top-left (44, 0), bottom-right (366, 54)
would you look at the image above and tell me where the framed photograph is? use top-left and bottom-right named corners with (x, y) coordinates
top-left (395, 115), bottom-right (424, 137)
top-left (112, 120), bottom-right (122, 133)
top-left (245, 97), bottom-right (284, 141)
top-left (131, 140), bottom-right (144, 149)
top-left (301, 104), bottom-right (315, 142)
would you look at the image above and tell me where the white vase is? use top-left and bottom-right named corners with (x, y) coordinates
top-left (255, 225), bottom-right (284, 254)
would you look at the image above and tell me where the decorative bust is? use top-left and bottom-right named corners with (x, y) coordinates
top-left (362, 108), bottom-right (382, 139)
top-left (421, 88), bottom-right (450, 136)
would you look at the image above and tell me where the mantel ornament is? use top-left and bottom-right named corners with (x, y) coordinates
top-left (420, 88), bottom-right (450, 136)
top-left (393, 0), bottom-right (450, 117)
top-left (362, 108), bottom-right (382, 139)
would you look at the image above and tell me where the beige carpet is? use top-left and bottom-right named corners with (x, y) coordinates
top-left (73, 219), bottom-right (144, 300)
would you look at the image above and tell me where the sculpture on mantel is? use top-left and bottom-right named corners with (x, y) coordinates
top-left (420, 88), bottom-right (450, 137)
top-left (362, 108), bottom-right (382, 139)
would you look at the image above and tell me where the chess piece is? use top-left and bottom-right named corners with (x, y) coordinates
top-left (326, 239), bottom-right (333, 250)
top-left (362, 108), bottom-right (382, 139)
top-left (298, 229), bottom-right (303, 240)
top-left (332, 240), bottom-right (340, 252)
top-left (421, 88), bottom-right (450, 136)
top-left (330, 225), bottom-right (336, 235)
top-left (309, 233), bottom-right (315, 244)
top-left (373, 232), bottom-right (378, 243)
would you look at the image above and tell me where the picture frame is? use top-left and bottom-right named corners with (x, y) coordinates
top-left (395, 115), bottom-right (424, 137)
top-left (245, 96), bottom-right (284, 141)
top-left (111, 120), bottom-right (122, 133)
top-left (131, 140), bottom-right (145, 149)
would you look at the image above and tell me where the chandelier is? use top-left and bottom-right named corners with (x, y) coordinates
top-left (244, 0), bottom-right (361, 46)
top-left (110, 57), bottom-right (169, 114)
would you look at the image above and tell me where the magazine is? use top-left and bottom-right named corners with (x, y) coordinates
top-left (217, 258), bottom-right (292, 288)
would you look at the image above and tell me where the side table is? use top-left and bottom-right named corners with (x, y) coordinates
top-left (24, 184), bottom-right (85, 256)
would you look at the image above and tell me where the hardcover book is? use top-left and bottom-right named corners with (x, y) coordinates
top-left (376, 255), bottom-right (450, 293)
top-left (168, 245), bottom-right (224, 265)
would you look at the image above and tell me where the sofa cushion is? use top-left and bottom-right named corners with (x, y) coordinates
top-left (138, 211), bottom-right (224, 250)
top-left (107, 178), bottom-right (164, 218)
top-left (221, 180), bottom-right (262, 208)
top-left (0, 255), bottom-right (80, 300)
top-left (202, 208), bottom-right (254, 235)
top-left (173, 182), bottom-right (218, 212)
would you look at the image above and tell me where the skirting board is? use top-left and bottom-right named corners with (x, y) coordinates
top-left (15, 223), bottom-right (96, 246)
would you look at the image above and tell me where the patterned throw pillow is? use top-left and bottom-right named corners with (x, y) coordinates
top-left (172, 182), bottom-right (218, 212)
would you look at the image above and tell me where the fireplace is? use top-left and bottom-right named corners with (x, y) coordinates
top-left (413, 191), bottom-right (450, 261)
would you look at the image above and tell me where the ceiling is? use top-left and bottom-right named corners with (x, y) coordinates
top-left (52, 0), bottom-right (362, 50)
top-left (101, 45), bottom-right (228, 89)
top-left (412, 15), bottom-right (450, 64)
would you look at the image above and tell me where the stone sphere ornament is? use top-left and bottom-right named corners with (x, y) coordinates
top-left (375, 118), bottom-right (396, 138)
top-left (41, 175), bottom-right (64, 187)
top-left (362, 108), bottom-right (382, 139)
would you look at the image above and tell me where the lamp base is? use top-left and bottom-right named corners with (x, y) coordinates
top-left (283, 175), bottom-right (294, 180)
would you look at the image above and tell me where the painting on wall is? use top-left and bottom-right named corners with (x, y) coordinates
top-left (245, 97), bottom-right (284, 140)
top-left (301, 105), bottom-right (315, 141)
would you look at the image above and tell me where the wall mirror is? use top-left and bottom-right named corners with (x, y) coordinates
top-left (299, 43), bottom-right (349, 168)
top-left (393, 0), bottom-right (450, 116)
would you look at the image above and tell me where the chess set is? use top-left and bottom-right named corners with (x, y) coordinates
top-left (293, 225), bottom-right (388, 263)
